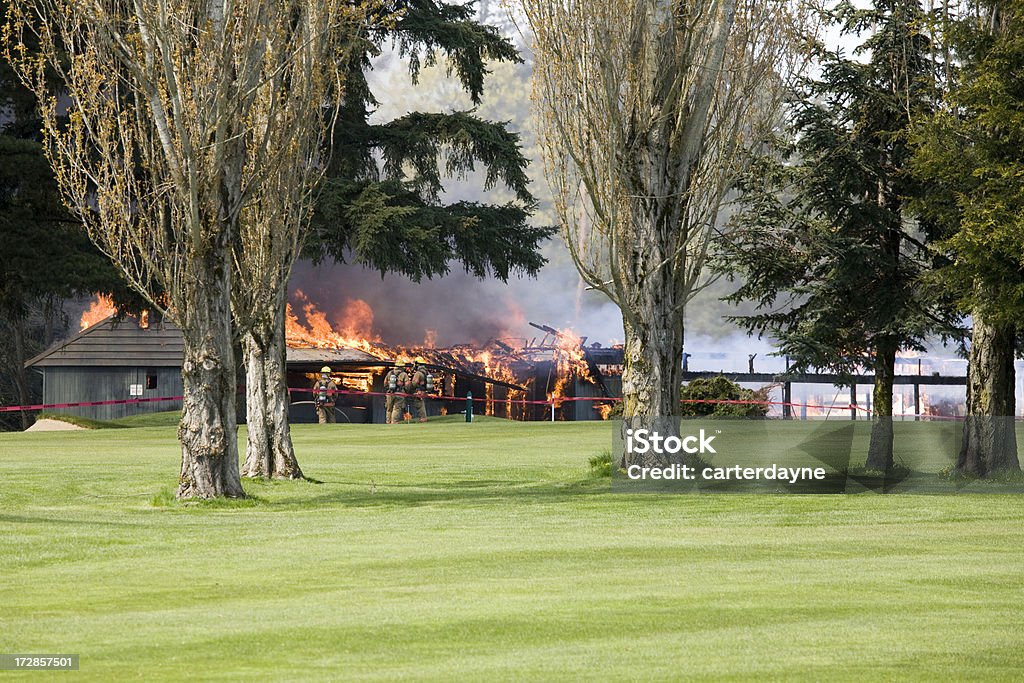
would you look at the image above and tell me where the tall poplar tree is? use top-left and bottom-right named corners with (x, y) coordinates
top-left (520, 0), bottom-right (808, 466)
top-left (6, 0), bottom-right (365, 498)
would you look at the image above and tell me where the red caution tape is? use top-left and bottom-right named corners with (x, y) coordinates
top-left (292, 387), bottom-right (884, 413)
top-left (0, 387), bottom-right (973, 422)
top-left (0, 395), bottom-right (183, 413)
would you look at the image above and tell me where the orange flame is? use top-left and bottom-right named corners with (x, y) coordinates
top-left (548, 328), bottom-right (592, 403)
top-left (80, 294), bottom-right (116, 330)
top-left (286, 289), bottom-right (380, 354)
top-left (284, 290), bottom-right (603, 419)
top-left (339, 298), bottom-right (375, 340)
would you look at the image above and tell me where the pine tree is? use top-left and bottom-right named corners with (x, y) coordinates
top-left (912, 0), bottom-right (1024, 476)
top-left (306, 0), bottom-right (553, 280)
top-left (720, 0), bottom-right (958, 470)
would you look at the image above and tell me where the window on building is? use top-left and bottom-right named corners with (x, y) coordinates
top-left (146, 374), bottom-right (158, 390)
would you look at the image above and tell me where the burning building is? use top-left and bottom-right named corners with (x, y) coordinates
top-left (25, 313), bottom-right (185, 421)
top-left (284, 301), bottom-right (623, 422)
top-left (25, 295), bottom-right (621, 423)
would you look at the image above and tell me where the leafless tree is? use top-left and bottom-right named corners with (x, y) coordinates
top-left (232, 108), bottom-right (326, 481)
top-left (5, 0), bottom-right (363, 497)
top-left (227, 5), bottom-right (366, 481)
top-left (521, 0), bottom-right (812, 463)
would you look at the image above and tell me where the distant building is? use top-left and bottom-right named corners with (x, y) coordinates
top-left (25, 315), bottom-right (184, 421)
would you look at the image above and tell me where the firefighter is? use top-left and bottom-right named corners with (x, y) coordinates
top-left (383, 361), bottom-right (402, 424)
top-left (313, 366), bottom-right (338, 424)
top-left (408, 357), bottom-right (432, 423)
top-left (388, 361), bottom-right (413, 424)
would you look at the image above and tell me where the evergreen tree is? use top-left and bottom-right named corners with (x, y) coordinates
top-left (912, 0), bottom-right (1024, 475)
top-left (719, 0), bottom-right (958, 470)
top-left (0, 17), bottom-right (130, 430)
top-left (305, 0), bottom-right (553, 280)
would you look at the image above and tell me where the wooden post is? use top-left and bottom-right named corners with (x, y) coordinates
top-left (850, 383), bottom-right (857, 420)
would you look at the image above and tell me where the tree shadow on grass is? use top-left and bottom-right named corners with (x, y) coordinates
top-left (0, 513), bottom-right (139, 527)
top-left (258, 476), bottom-right (611, 511)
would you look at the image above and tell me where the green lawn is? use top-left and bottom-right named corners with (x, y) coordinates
top-left (2, 417), bottom-right (1023, 681)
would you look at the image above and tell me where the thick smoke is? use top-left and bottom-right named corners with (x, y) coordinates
top-left (287, 251), bottom-right (624, 347)
top-left (286, 251), bottom-right (781, 354)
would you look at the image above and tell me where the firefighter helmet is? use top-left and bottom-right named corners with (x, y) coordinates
top-left (414, 356), bottom-right (427, 364)
top-left (320, 366), bottom-right (331, 374)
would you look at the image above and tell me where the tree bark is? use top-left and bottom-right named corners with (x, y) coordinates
top-left (620, 292), bottom-right (684, 468)
top-left (241, 295), bottom-right (302, 480)
top-left (957, 310), bottom-right (1019, 476)
top-left (864, 339), bottom-right (896, 471)
top-left (11, 316), bottom-right (32, 431)
top-left (176, 251), bottom-right (246, 499)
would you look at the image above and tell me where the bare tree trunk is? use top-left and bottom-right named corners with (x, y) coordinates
top-left (957, 310), bottom-right (1019, 476)
top-left (241, 295), bottom-right (302, 479)
top-left (620, 285), bottom-right (684, 467)
top-left (10, 316), bottom-right (33, 431)
top-left (176, 254), bottom-right (246, 499)
top-left (865, 339), bottom-right (896, 471)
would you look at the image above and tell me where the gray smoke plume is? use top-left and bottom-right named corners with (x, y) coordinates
top-left (286, 251), bottom-right (770, 350)
top-left (287, 248), bottom-right (624, 347)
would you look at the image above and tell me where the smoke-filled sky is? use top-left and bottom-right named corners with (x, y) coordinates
top-left (289, 251), bottom-right (623, 348)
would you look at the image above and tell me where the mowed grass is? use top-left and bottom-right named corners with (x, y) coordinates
top-left (2, 417), bottom-right (1024, 681)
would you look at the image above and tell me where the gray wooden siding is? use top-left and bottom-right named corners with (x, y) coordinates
top-left (572, 375), bottom-right (622, 421)
top-left (573, 378), bottom-right (603, 421)
top-left (43, 366), bottom-right (183, 421)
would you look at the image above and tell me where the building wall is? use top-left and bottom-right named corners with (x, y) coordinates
top-left (43, 366), bottom-right (183, 421)
top-left (568, 375), bottom-right (621, 421)
top-left (573, 378), bottom-right (605, 421)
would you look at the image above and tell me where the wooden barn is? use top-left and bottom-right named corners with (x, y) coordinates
top-left (25, 315), bottom-right (185, 421)
top-left (25, 316), bottom-right (390, 423)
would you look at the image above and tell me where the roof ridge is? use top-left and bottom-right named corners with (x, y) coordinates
top-left (24, 314), bottom-right (183, 368)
